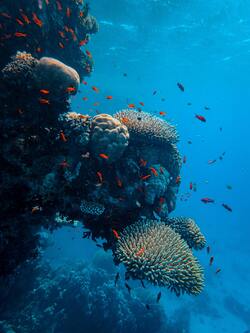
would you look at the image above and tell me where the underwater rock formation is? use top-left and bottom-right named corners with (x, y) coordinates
top-left (114, 219), bottom-right (204, 296)
top-left (90, 114), bottom-right (129, 163)
top-left (165, 217), bottom-right (206, 250)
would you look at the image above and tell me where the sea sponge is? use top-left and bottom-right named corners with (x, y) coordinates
top-left (90, 114), bottom-right (129, 163)
top-left (59, 112), bottom-right (92, 147)
top-left (35, 57), bottom-right (80, 93)
top-left (114, 219), bottom-right (204, 296)
top-left (2, 52), bottom-right (39, 87)
top-left (114, 109), bottom-right (178, 145)
top-left (165, 217), bottom-right (206, 250)
top-left (80, 200), bottom-right (105, 216)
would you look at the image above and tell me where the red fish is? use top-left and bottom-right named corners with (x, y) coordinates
top-left (79, 11), bottom-right (84, 17)
top-left (60, 160), bottom-right (69, 168)
top-left (16, 18), bottom-right (24, 26)
top-left (99, 153), bottom-right (109, 160)
top-left (56, 1), bottom-right (62, 11)
top-left (183, 156), bottom-right (187, 164)
top-left (82, 97), bottom-right (88, 101)
top-left (32, 13), bottom-right (43, 27)
top-left (159, 197), bottom-right (165, 204)
top-left (150, 167), bottom-right (158, 176)
top-left (121, 117), bottom-right (129, 124)
top-left (58, 31), bottom-right (65, 38)
top-left (79, 39), bottom-right (88, 46)
top-left (96, 171), bottom-right (103, 183)
top-left (140, 174), bottom-right (151, 181)
top-left (39, 98), bottom-right (50, 105)
top-left (20, 12), bottom-right (30, 24)
top-left (189, 182), bottom-right (193, 190)
top-left (209, 256), bottom-right (214, 266)
top-left (106, 95), bottom-right (113, 100)
top-left (136, 247), bottom-right (145, 256)
top-left (139, 102), bottom-right (144, 106)
top-left (82, 81), bottom-right (88, 85)
top-left (14, 32), bottom-right (27, 37)
top-left (66, 7), bottom-right (71, 17)
top-left (60, 131), bottom-right (67, 142)
top-left (86, 50), bottom-right (92, 57)
top-left (59, 42), bottom-right (64, 49)
top-left (215, 268), bottom-right (221, 274)
top-left (222, 203), bottom-right (232, 212)
top-left (175, 175), bottom-right (181, 184)
top-left (40, 89), bottom-right (49, 95)
top-left (128, 103), bottom-right (135, 108)
top-left (116, 178), bottom-right (123, 188)
top-left (159, 111), bottom-right (166, 116)
top-left (139, 159), bottom-right (147, 167)
top-left (112, 229), bottom-right (120, 239)
top-left (66, 86), bottom-right (76, 93)
top-left (195, 114), bottom-right (206, 122)
top-left (92, 86), bottom-right (99, 93)
top-left (201, 197), bottom-right (214, 204)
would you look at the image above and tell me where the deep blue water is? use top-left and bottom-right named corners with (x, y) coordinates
top-left (2, 1), bottom-right (249, 332)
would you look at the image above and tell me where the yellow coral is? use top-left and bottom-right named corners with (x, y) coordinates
top-left (114, 219), bottom-right (204, 296)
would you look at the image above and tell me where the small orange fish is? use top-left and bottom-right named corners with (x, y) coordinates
top-left (82, 81), bottom-right (88, 85)
top-left (58, 31), bottom-right (65, 38)
top-left (136, 247), bottom-right (145, 256)
top-left (139, 102), bottom-right (144, 106)
top-left (59, 42), bottom-right (64, 49)
top-left (92, 86), bottom-right (99, 93)
top-left (82, 97), bottom-right (88, 101)
top-left (31, 206), bottom-right (40, 214)
top-left (14, 32), bottom-right (27, 37)
top-left (96, 171), bottom-right (103, 183)
top-left (36, 47), bottom-right (42, 53)
top-left (175, 175), bottom-right (181, 184)
top-left (45, 0), bottom-right (49, 5)
top-left (79, 11), bottom-right (84, 17)
top-left (112, 229), bottom-right (120, 239)
top-left (60, 159), bottom-right (69, 168)
top-left (66, 86), bottom-right (76, 93)
top-left (116, 178), bottom-right (123, 188)
top-left (159, 197), bottom-right (165, 204)
top-left (99, 153), bottom-right (109, 160)
top-left (20, 12), bottom-right (30, 24)
top-left (121, 117), bottom-right (129, 124)
top-left (1, 13), bottom-right (11, 19)
top-left (40, 89), bottom-right (50, 95)
top-left (128, 103), bottom-right (135, 108)
top-left (79, 39), bottom-right (87, 46)
top-left (209, 256), bottom-right (214, 266)
top-left (66, 7), bottom-right (71, 17)
top-left (56, 1), bottom-right (62, 11)
top-left (60, 131), bottom-right (67, 142)
top-left (215, 268), bottom-right (221, 274)
top-left (86, 50), bottom-right (92, 57)
top-left (159, 111), bottom-right (166, 116)
top-left (39, 98), bottom-right (50, 105)
top-left (16, 18), bottom-right (24, 26)
top-left (106, 96), bottom-right (113, 100)
top-left (140, 175), bottom-right (151, 181)
top-left (150, 167), bottom-right (158, 176)
top-left (32, 13), bottom-right (43, 27)
top-left (139, 158), bottom-right (147, 167)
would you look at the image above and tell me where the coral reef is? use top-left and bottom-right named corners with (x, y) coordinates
top-left (80, 200), bottom-right (105, 216)
top-left (114, 219), bottom-right (204, 296)
top-left (0, 259), bottom-right (166, 333)
top-left (114, 109), bottom-right (178, 145)
top-left (165, 217), bottom-right (206, 250)
top-left (90, 114), bottom-right (130, 163)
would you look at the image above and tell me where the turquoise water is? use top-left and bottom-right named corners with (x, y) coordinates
top-left (1, 1), bottom-right (249, 332)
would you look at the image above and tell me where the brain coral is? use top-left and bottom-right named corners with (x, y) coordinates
top-left (114, 109), bottom-right (178, 145)
top-left (35, 57), bottom-right (80, 93)
top-left (165, 217), bottom-right (206, 250)
top-left (114, 219), bottom-right (204, 296)
top-left (90, 114), bottom-right (129, 163)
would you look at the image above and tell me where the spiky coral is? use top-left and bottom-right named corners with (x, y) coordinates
top-left (114, 219), bottom-right (204, 296)
top-left (114, 109), bottom-right (178, 145)
top-left (165, 217), bottom-right (206, 250)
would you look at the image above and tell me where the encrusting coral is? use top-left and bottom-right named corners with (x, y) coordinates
top-left (165, 217), bottom-right (206, 250)
top-left (114, 109), bottom-right (178, 145)
top-left (114, 219), bottom-right (204, 296)
top-left (90, 114), bottom-right (130, 163)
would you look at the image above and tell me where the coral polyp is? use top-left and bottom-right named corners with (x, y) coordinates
top-left (114, 219), bottom-right (204, 296)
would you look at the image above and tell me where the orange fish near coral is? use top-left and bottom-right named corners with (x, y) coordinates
top-left (56, 1), bottom-right (62, 11)
top-left (106, 96), bottom-right (113, 100)
top-left (39, 98), bottom-right (50, 105)
top-left (175, 175), bottom-right (181, 184)
top-left (121, 117), bottom-right (129, 124)
top-left (136, 247), bottom-right (145, 256)
top-left (139, 102), bottom-right (144, 106)
top-left (116, 178), bottom-right (123, 188)
top-left (112, 229), bottom-right (120, 239)
top-left (140, 175), bottom-right (151, 181)
top-left (59, 42), bottom-right (64, 49)
top-left (86, 50), bottom-right (92, 57)
top-left (96, 171), bottom-right (103, 183)
top-left (128, 103), bottom-right (135, 108)
top-left (99, 153), bottom-right (109, 160)
top-left (32, 13), bottom-right (43, 27)
top-left (20, 12), bottom-right (30, 24)
top-left (66, 7), bottom-right (71, 17)
top-left (159, 111), bottom-right (166, 116)
top-left (60, 159), bottom-right (69, 168)
top-left (14, 32), bottom-right (27, 37)
top-left (40, 89), bottom-right (50, 95)
top-left (139, 158), bottom-right (147, 167)
top-left (66, 87), bottom-right (76, 93)
top-left (16, 18), bottom-right (24, 26)
top-left (79, 39), bottom-right (88, 46)
top-left (92, 86), bottom-right (99, 93)
top-left (150, 167), bottom-right (158, 176)
top-left (60, 131), bottom-right (67, 142)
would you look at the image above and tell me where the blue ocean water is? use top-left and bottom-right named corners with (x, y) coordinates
top-left (1, 1), bottom-right (249, 332)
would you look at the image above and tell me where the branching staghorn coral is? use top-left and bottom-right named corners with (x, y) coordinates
top-left (114, 219), bottom-right (204, 296)
top-left (165, 217), bottom-right (206, 250)
top-left (90, 114), bottom-right (129, 163)
top-left (114, 109), bottom-right (178, 145)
